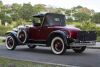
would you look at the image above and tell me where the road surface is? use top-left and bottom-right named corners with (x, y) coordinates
top-left (0, 45), bottom-right (100, 67)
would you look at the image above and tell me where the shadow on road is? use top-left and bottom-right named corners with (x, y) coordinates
top-left (13, 46), bottom-right (87, 56)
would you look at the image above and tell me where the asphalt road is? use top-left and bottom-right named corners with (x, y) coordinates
top-left (0, 45), bottom-right (100, 67)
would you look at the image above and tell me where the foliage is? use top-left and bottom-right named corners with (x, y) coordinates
top-left (19, 3), bottom-right (34, 21)
top-left (33, 4), bottom-right (46, 14)
top-left (66, 17), bottom-right (73, 22)
top-left (0, 0), bottom-right (99, 25)
top-left (1, 15), bottom-right (12, 24)
top-left (65, 9), bottom-right (71, 16)
top-left (0, 39), bottom-right (3, 43)
top-left (11, 3), bottom-right (21, 21)
top-left (73, 12), bottom-right (90, 22)
top-left (92, 12), bottom-right (100, 23)
top-left (66, 22), bottom-right (81, 26)
top-left (96, 27), bottom-right (100, 36)
top-left (0, 1), bottom-right (3, 8)
top-left (97, 36), bottom-right (100, 42)
top-left (75, 22), bottom-right (96, 31)
top-left (0, 25), bottom-right (11, 36)
top-left (79, 7), bottom-right (93, 15)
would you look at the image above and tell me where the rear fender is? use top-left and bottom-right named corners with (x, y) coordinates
top-left (47, 30), bottom-right (68, 46)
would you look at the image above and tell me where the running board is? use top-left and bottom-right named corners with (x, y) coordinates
top-left (26, 43), bottom-right (46, 46)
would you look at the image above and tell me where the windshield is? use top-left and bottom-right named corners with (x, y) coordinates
top-left (46, 13), bottom-right (66, 26)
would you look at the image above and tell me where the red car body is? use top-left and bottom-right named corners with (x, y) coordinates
top-left (28, 26), bottom-right (79, 40)
top-left (6, 13), bottom-right (96, 55)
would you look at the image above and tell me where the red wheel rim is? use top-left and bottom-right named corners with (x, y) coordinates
top-left (18, 31), bottom-right (26, 42)
top-left (53, 39), bottom-right (63, 52)
top-left (7, 37), bottom-right (14, 48)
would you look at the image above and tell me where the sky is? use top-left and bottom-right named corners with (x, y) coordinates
top-left (1, 0), bottom-right (100, 12)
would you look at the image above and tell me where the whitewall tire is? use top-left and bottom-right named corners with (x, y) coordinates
top-left (73, 46), bottom-right (86, 53)
top-left (51, 37), bottom-right (66, 55)
top-left (6, 35), bottom-right (16, 50)
top-left (17, 30), bottom-right (27, 43)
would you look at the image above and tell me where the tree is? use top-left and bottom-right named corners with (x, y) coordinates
top-left (79, 7), bottom-right (93, 15)
top-left (0, 0), bottom-right (3, 8)
top-left (33, 4), bottom-right (46, 14)
top-left (73, 12), bottom-right (90, 22)
top-left (72, 5), bottom-right (83, 13)
top-left (11, 3), bottom-right (21, 21)
top-left (65, 9), bottom-right (71, 16)
top-left (92, 12), bottom-right (100, 23)
top-left (66, 17), bottom-right (73, 22)
top-left (0, 11), bottom-right (12, 24)
top-left (53, 8), bottom-right (66, 14)
top-left (0, 4), bottom-right (12, 24)
top-left (19, 3), bottom-right (33, 21)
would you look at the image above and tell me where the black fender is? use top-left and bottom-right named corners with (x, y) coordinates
top-left (6, 31), bottom-right (17, 36)
top-left (47, 30), bottom-right (68, 46)
top-left (5, 31), bottom-right (21, 45)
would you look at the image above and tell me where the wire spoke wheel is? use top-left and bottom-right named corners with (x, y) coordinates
top-left (17, 30), bottom-right (27, 43)
top-left (6, 35), bottom-right (16, 50)
top-left (73, 46), bottom-right (86, 53)
top-left (51, 37), bottom-right (66, 55)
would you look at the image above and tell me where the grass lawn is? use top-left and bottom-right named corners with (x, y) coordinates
top-left (0, 57), bottom-right (67, 67)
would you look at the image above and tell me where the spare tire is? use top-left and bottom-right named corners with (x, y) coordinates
top-left (17, 29), bottom-right (27, 43)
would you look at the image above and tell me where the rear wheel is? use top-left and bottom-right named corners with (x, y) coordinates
top-left (73, 46), bottom-right (86, 53)
top-left (51, 36), bottom-right (66, 55)
top-left (6, 35), bottom-right (17, 50)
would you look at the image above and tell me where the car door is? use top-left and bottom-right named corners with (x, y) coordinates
top-left (28, 27), bottom-right (40, 40)
top-left (36, 26), bottom-right (49, 40)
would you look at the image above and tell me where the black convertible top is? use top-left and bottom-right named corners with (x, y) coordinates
top-left (33, 13), bottom-right (64, 18)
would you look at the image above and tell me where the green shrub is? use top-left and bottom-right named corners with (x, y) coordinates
top-left (75, 22), bottom-right (96, 31)
top-left (0, 25), bottom-right (11, 36)
top-left (96, 27), bottom-right (100, 36)
top-left (66, 22), bottom-right (80, 25)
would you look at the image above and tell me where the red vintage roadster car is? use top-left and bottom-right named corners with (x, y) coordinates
top-left (5, 13), bottom-right (96, 55)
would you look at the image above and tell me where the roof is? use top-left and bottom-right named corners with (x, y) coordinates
top-left (33, 14), bottom-right (45, 18)
top-left (33, 13), bottom-right (64, 18)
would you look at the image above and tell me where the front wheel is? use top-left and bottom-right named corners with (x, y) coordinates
top-left (6, 35), bottom-right (17, 50)
top-left (51, 36), bottom-right (66, 55)
top-left (72, 46), bottom-right (86, 53)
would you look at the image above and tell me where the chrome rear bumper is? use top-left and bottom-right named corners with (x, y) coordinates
top-left (70, 41), bottom-right (96, 46)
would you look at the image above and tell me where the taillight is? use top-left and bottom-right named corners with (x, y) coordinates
top-left (67, 30), bottom-right (71, 38)
top-left (67, 30), bottom-right (78, 39)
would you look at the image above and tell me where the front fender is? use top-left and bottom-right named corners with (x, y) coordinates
top-left (5, 31), bottom-right (17, 37)
top-left (5, 31), bottom-right (22, 45)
